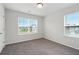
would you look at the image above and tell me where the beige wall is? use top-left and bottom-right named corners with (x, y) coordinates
top-left (44, 4), bottom-right (79, 50)
top-left (5, 9), bottom-right (44, 44)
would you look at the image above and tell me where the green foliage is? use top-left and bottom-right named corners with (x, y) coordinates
top-left (19, 27), bottom-right (28, 32)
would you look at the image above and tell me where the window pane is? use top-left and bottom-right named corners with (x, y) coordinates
top-left (28, 19), bottom-right (38, 32)
top-left (18, 17), bottom-right (28, 27)
top-left (65, 12), bottom-right (79, 26)
top-left (18, 17), bottom-right (29, 32)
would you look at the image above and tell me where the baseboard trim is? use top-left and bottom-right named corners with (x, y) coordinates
top-left (44, 37), bottom-right (79, 51)
top-left (5, 38), bottom-right (44, 46)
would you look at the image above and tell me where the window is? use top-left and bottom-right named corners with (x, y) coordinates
top-left (18, 17), bottom-right (38, 34)
top-left (64, 12), bottom-right (79, 38)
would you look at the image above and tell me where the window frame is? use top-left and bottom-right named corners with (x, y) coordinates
top-left (17, 16), bottom-right (39, 35)
top-left (64, 12), bottom-right (79, 38)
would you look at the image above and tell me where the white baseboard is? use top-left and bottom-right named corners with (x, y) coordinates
top-left (5, 37), bottom-right (43, 45)
top-left (44, 36), bottom-right (79, 50)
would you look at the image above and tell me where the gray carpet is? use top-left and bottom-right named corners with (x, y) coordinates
top-left (1, 38), bottom-right (79, 55)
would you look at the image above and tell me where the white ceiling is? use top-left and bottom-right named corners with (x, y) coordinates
top-left (3, 3), bottom-right (76, 17)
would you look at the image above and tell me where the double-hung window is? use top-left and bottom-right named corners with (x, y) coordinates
top-left (18, 17), bottom-right (38, 34)
top-left (64, 12), bottom-right (79, 38)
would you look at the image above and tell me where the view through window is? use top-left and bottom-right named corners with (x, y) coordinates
top-left (64, 12), bottom-right (79, 37)
top-left (18, 17), bottom-right (38, 34)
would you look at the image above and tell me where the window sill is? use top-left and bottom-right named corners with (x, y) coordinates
top-left (64, 34), bottom-right (79, 38)
top-left (17, 32), bottom-right (38, 35)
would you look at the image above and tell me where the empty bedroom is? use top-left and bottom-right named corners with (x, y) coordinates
top-left (0, 3), bottom-right (79, 55)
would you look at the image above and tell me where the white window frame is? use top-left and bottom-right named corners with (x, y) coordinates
top-left (64, 12), bottom-right (79, 38)
top-left (17, 16), bottom-right (38, 35)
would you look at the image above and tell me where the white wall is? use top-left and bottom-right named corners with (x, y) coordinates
top-left (44, 4), bottom-right (79, 50)
top-left (5, 9), bottom-right (44, 44)
top-left (0, 3), bottom-right (5, 53)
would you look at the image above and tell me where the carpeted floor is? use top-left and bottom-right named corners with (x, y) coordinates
top-left (1, 38), bottom-right (79, 55)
